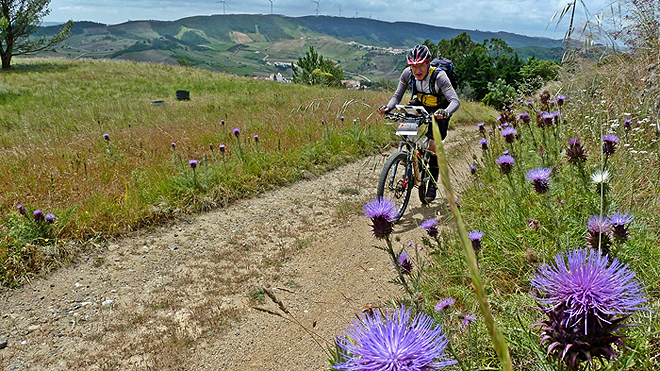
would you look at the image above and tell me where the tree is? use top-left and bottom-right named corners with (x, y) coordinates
top-left (292, 46), bottom-right (343, 87)
top-left (0, 0), bottom-right (72, 69)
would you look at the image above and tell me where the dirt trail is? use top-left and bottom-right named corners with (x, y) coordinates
top-left (0, 126), bottom-right (478, 370)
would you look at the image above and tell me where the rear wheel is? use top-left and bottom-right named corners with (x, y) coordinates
top-left (377, 151), bottom-right (413, 222)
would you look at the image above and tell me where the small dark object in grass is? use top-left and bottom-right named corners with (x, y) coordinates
top-left (176, 90), bottom-right (190, 100)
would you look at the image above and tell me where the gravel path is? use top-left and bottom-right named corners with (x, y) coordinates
top-left (0, 126), bottom-right (477, 370)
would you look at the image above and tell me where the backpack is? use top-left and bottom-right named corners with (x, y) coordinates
top-left (430, 57), bottom-right (459, 90)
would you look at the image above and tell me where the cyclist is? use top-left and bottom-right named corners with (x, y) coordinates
top-left (378, 44), bottom-right (460, 202)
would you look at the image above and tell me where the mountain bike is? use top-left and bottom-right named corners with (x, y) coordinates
top-left (377, 105), bottom-right (435, 222)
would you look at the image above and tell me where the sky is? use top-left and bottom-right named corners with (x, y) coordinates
top-left (44, 0), bottom-right (615, 40)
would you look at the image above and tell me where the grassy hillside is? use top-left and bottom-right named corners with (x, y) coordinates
top-left (34, 15), bottom-right (562, 80)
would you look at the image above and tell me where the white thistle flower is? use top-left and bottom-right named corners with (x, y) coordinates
top-left (590, 170), bottom-right (610, 184)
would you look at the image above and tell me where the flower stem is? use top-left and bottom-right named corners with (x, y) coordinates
top-left (431, 117), bottom-right (513, 371)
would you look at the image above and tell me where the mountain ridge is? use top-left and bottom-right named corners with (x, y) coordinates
top-left (35, 14), bottom-right (563, 79)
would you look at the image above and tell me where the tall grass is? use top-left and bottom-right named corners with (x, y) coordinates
top-left (0, 58), bottom-right (405, 286)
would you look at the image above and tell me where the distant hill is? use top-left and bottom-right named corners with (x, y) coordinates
top-left (34, 14), bottom-right (563, 80)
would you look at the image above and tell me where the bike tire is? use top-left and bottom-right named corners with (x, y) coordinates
top-left (377, 151), bottom-right (413, 222)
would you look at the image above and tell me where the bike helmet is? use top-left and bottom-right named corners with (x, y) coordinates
top-left (406, 45), bottom-right (431, 65)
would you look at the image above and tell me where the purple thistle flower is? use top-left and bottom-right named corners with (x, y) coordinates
top-left (33, 209), bottom-right (44, 222)
top-left (421, 218), bottom-right (438, 238)
top-left (209, 143), bottom-right (214, 151)
top-left (17, 204), bottom-right (26, 215)
top-left (233, 128), bottom-right (240, 137)
top-left (434, 298), bottom-right (455, 312)
top-left (531, 249), bottom-right (646, 369)
top-left (220, 119), bottom-right (225, 125)
top-left (461, 314), bottom-right (477, 328)
top-left (467, 230), bottom-right (484, 251)
top-left (334, 307), bottom-right (456, 371)
top-left (556, 95), bottom-right (566, 106)
top-left (253, 134), bottom-right (259, 142)
top-left (495, 155), bottom-right (514, 174)
top-left (189, 160), bottom-right (198, 169)
top-left (602, 134), bottom-right (619, 156)
top-left (501, 127), bottom-right (517, 143)
top-left (608, 212), bottom-right (634, 242)
top-left (340, 116), bottom-right (345, 121)
top-left (219, 144), bottom-right (225, 153)
top-left (518, 112), bottom-right (530, 124)
top-left (103, 133), bottom-right (110, 141)
top-left (542, 112), bottom-right (554, 127)
top-left (397, 253), bottom-right (413, 275)
top-left (526, 168), bottom-right (551, 194)
top-left (469, 165), bottom-right (477, 175)
top-left (476, 122), bottom-right (485, 133)
top-left (623, 119), bottom-right (632, 130)
top-left (45, 213), bottom-right (55, 223)
top-left (567, 137), bottom-right (587, 163)
top-left (363, 198), bottom-right (397, 239)
top-left (586, 215), bottom-right (612, 253)
top-left (171, 142), bottom-right (176, 149)
top-left (479, 138), bottom-right (488, 151)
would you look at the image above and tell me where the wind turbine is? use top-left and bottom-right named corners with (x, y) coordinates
top-left (218, 0), bottom-right (228, 15)
top-left (311, 0), bottom-right (321, 17)
top-left (269, 0), bottom-right (274, 15)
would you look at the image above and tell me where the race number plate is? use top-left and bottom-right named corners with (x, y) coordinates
top-left (396, 120), bottom-right (419, 136)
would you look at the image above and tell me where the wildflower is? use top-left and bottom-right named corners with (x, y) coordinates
top-left (495, 155), bottom-right (514, 174)
top-left (220, 119), bottom-right (225, 125)
top-left (363, 198), bottom-right (397, 239)
top-left (434, 298), bottom-right (455, 312)
top-left (602, 134), bottom-right (619, 156)
top-left (461, 314), bottom-right (477, 328)
top-left (334, 306), bottom-right (456, 371)
top-left (469, 165), bottom-right (477, 175)
top-left (189, 160), bottom-right (198, 169)
top-left (209, 143), bottom-right (214, 150)
top-left (541, 112), bottom-right (554, 127)
top-left (171, 142), bottom-right (176, 149)
top-left (556, 95), bottom-right (566, 106)
top-left (526, 168), bottom-right (551, 194)
top-left (608, 212), bottom-right (634, 242)
top-left (219, 144), bottom-right (226, 153)
top-left (397, 253), bottom-right (413, 275)
top-left (539, 90), bottom-right (550, 103)
top-left (45, 213), bottom-right (55, 223)
top-left (476, 122), bottom-right (485, 133)
top-left (34, 209), bottom-right (44, 222)
top-left (17, 204), bottom-right (26, 215)
top-left (479, 138), bottom-right (488, 150)
top-left (340, 116), bottom-right (345, 121)
top-left (233, 128), bottom-right (240, 137)
top-left (531, 248), bottom-right (646, 370)
top-left (467, 230), bottom-right (484, 252)
top-left (501, 127), bottom-right (517, 143)
top-left (518, 112), bottom-right (530, 124)
top-left (421, 218), bottom-right (438, 238)
top-left (623, 119), bottom-right (632, 130)
top-left (253, 135), bottom-right (259, 142)
top-left (496, 115), bottom-right (503, 124)
top-left (502, 150), bottom-right (509, 155)
top-left (590, 170), bottom-right (610, 185)
top-left (586, 215), bottom-right (612, 252)
top-left (103, 133), bottom-right (109, 141)
top-left (566, 137), bottom-right (587, 163)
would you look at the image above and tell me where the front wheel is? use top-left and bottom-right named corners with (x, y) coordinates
top-left (377, 151), bottom-right (413, 222)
